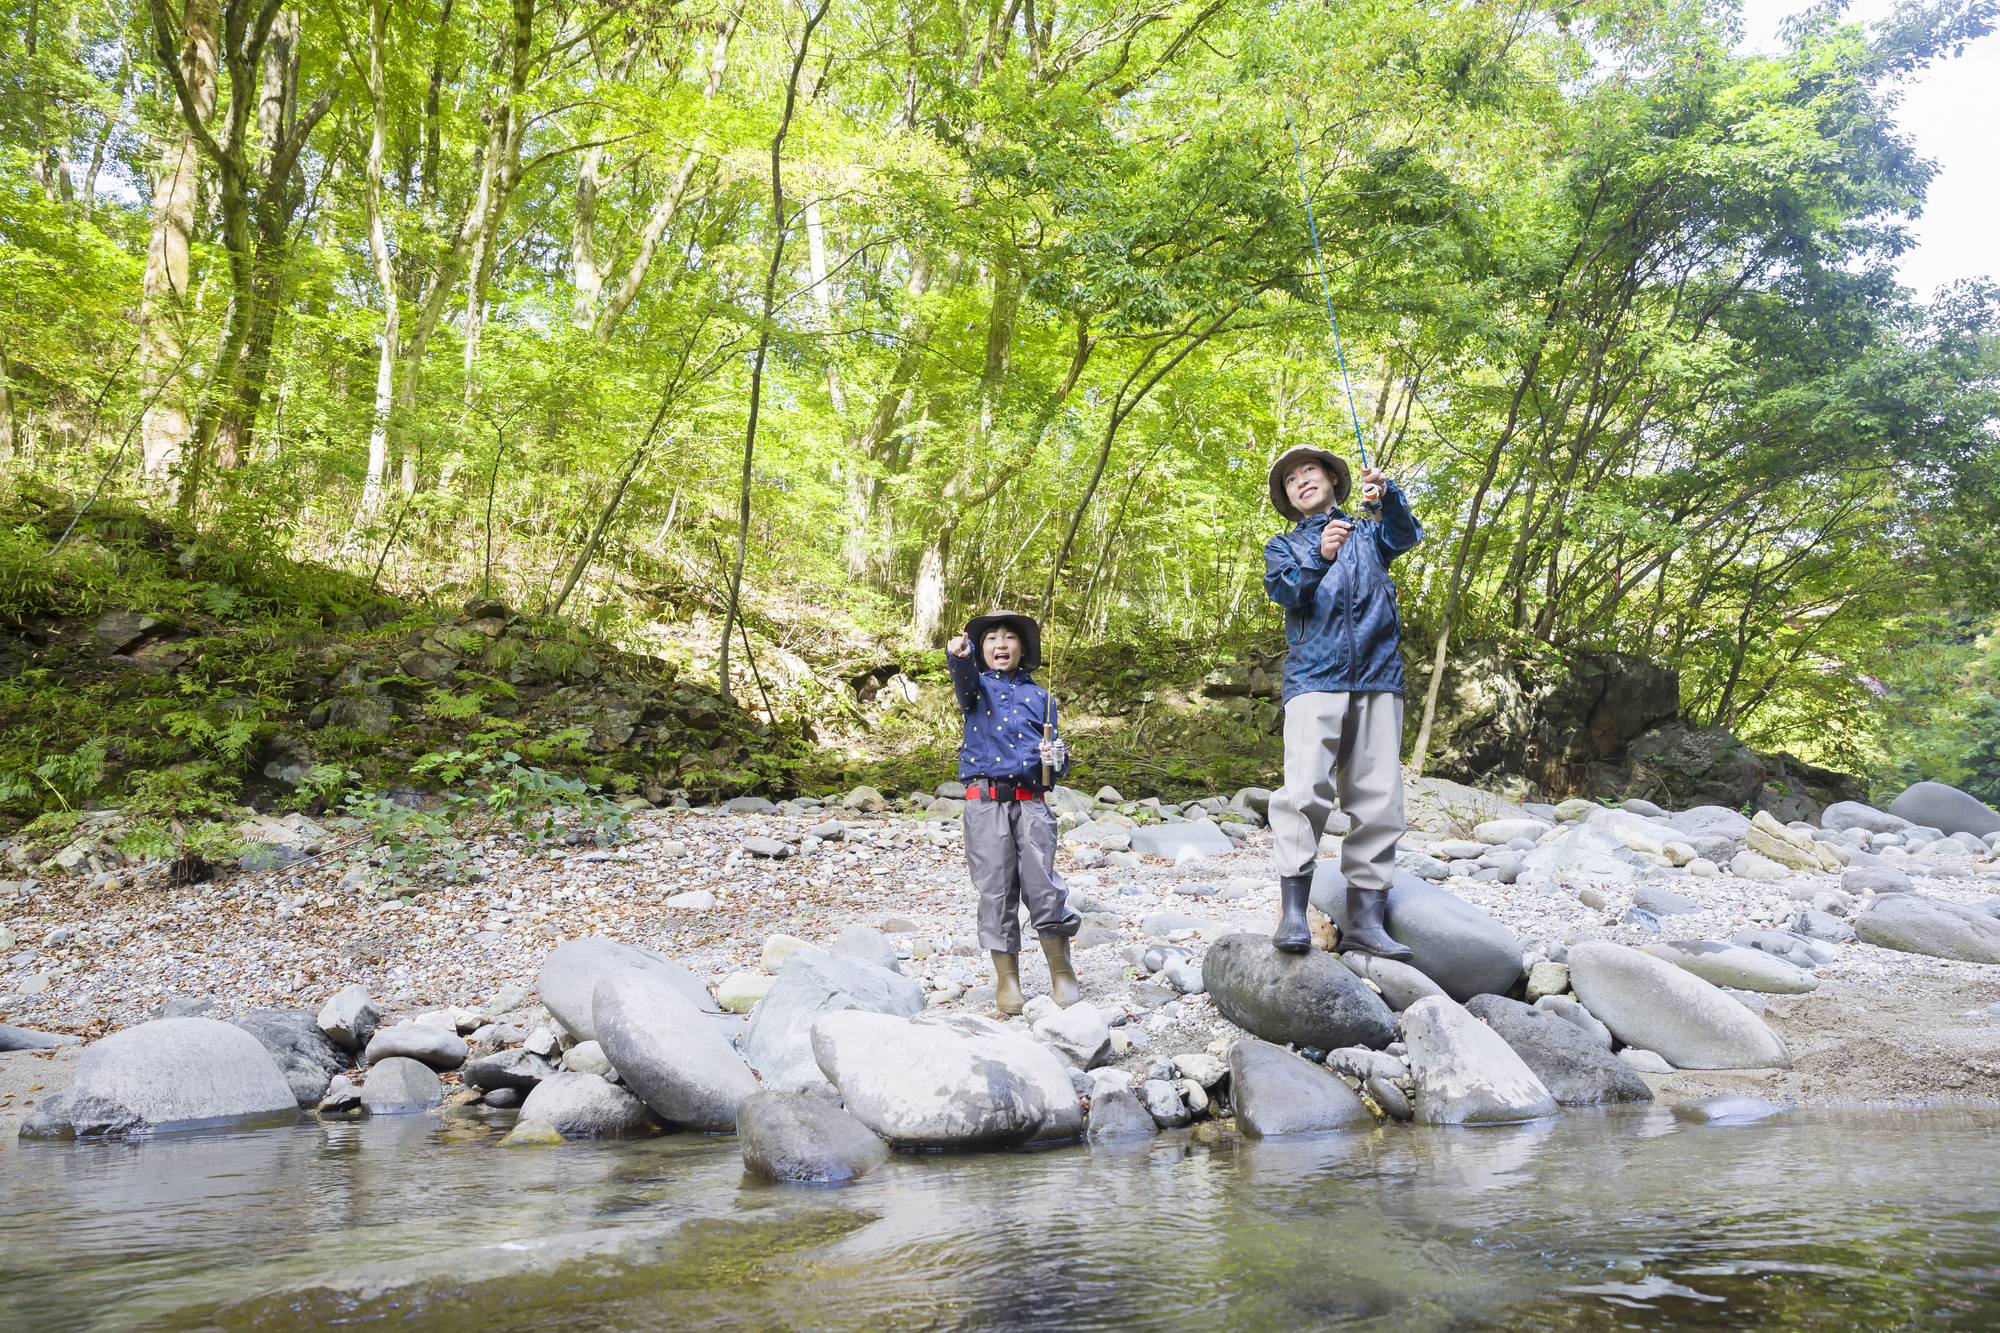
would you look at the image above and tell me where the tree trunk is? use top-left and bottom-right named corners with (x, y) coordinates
top-left (139, 0), bottom-right (218, 490)
top-left (361, 0), bottom-right (397, 512)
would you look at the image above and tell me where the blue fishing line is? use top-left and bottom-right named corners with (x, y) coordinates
top-left (1286, 107), bottom-right (1371, 470)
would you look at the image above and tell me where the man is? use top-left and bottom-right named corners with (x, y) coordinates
top-left (1262, 445), bottom-right (1423, 958)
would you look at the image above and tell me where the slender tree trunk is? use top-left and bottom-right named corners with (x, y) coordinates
top-left (361, 0), bottom-right (398, 512)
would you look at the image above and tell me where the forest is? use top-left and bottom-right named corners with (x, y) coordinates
top-left (1, 0), bottom-right (1996, 809)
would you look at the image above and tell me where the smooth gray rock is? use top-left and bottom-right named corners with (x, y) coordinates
top-left (536, 937), bottom-right (718, 1044)
top-left (58, 1018), bottom-right (298, 1137)
top-left (1128, 818), bottom-right (1233, 858)
top-left (1821, 801), bottom-right (1912, 835)
top-left (0, 1023), bottom-right (80, 1051)
top-left (1672, 1096), bottom-right (1788, 1124)
top-left (1888, 782), bottom-right (2000, 838)
top-left (1227, 1039), bottom-right (1376, 1136)
top-left (461, 1047), bottom-right (559, 1092)
top-left (1400, 996), bottom-right (1558, 1124)
top-left (592, 967), bottom-right (757, 1132)
top-left (1312, 866), bottom-right (1522, 1002)
top-left (1202, 933), bottom-right (1396, 1051)
top-left (810, 1011), bottom-right (1083, 1148)
top-left (1729, 928), bottom-right (1826, 969)
top-left (743, 951), bottom-right (926, 1097)
top-left (1789, 910), bottom-right (1857, 944)
top-left (315, 984), bottom-right (379, 1053)
top-left (362, 1022), bottom-right (468, 1071)
top-left (1621, 799), bottom-right (1670, 819)
top-left (1340, 952), bottom-right (1448, 1012)
top-left (723, 796), bottom-right (780, 815)
top-left (316, 1075), bottom-right (362, 1114)
top-left (359, 1056), bottom-right (443, 1114)
top-left (482, 1087), bottom-right (522, 1109)
top-left (18, 1090), bottom-right (74, 1138)
top-left (232, 1009), bottom-right (348, 1106)
top-left (1632, 885), bottom-right (1703, 916)
top-left (1639, 940), bottom-right (1819, 994)
top-left (1666, 806), bottom-right (1753, 840)
top-left (1464, 995), bottom-right (1652, 1106)
top-left (1854, 894), bottom-right (2000, 964)
top-left (1086, 1086), bottom-right (1158, 1137)
top-left (1567, 941), bottom-right (1792, 1070)
top-left (827, 925), bottom-right (902, 975)
top-left (1139, 1078), bottom-right (1192, 1128)
top-left (516, 1071), bottom-right (655, 1137)
top-left (737, 1091), bottom-right (888, 1182)
top-left (1533, 994), bottom-right (1614, 1048)
top-left (1033, 1002), bottom-right (1112, 1070)
top-left (1843, 865), bottom-right (1913, 896)
top-left (1367, 1074), bottom-right (1412, 1119)
top-left (1951, 831), bottom-right (1990, 856)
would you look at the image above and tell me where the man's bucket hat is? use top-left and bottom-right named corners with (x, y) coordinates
top-left (1267, 446), bottom-right (1352, 522)
top-left (964, 609), bottom-right (1042, 671)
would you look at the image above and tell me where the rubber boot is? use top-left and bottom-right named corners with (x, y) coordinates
top-left (1040, 933), bottom-right (1081, 1007)
top-left (1272, 874), bottom-right (1314, 953)
top-left (992, 952), bottom-right (1025, 1015)
top-left (1340, 885), bottom-right (1414, 961)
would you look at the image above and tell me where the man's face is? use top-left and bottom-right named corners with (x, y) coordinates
top-left (1284, 461), bottom-right (1335, 515)
top-left (982, 627), bottom-right (1022, 671)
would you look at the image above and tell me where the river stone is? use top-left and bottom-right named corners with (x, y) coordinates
top-left (592, 968), bottom-right (758, 1132)
top-left (232, 1009), bottom-right (349, 1105)
top-left (1672, 1095), bottom-right (1788, 1124)
top-left (537, 938), bottom-right (718, 1044)
top-left (516, 1071), bottom-right (655, 1137)
top-left (316, 984), bottom-right (379, 1053)
top-left (1475, 818), bottom-right (1553, 845)
top-left (362, 1022), bottom-right (468, 1071)
top-left (1312, 866), bottom-right (1522, 1002)
top-left (18, 1090), bottom-right (74, 1138)
top-left (359, 1056), bottom-right (443, 1114)
top-left (1789, 910), bottom-right (1857, 944)
top-left (482, 1087), bottom-right (523, 1109)
top-left (1619, 1048), bottom-right (1673, 1073)
top-left (1888, 782), bottom-right (2000, 838)
top-left (743, 951), bottom-right (927, 1097)
top-left (1086, 1086), bottom-right (1158, 1137)
top-left (1463, 994), bottom-right (1652, 1106)
top-left (1729, 849), bottom-right (1792, 882)
top-left (1140, 1079), bottom-right (1192, 1128)
top-left (1033, 1001), bottom-right (1112, 1070)
top-left (1822, 801), bottom-right (1912, 835)
top-left (461, 1047), bottom-right (559, 1092)
top-left (1853, 894), bottom-right (2000, 964)
top-left (1567, 941), bottom-right (1792, 1069)
top-left (828, 925), bottom-right (902, 974)
top-left (0, 1022), bottom-right (80, 1051)
top-left (1639, 940), bottom-right (1819, 994)
top-left (1534, 994), bottom-right (1613, 1048)
top-left (1340, 951), bottom-right (1448, 1012)
top-left (1666, 806), bottom-right (1753, 840)
top-left (1128, 818), bottom-right (1234, 859)
top-left (1202, 933), bottom-right (1396, 1051)
top-left (1227, 1038), bottom-right (1376, 1136)
top-left (58, 1018), bottom-right (298, 1137)
top-left (1399, 996), bottom-right (1558, 1125)
top-left (810, 1011), bottom-right (1083, 1148)
top-left (737, 1091), bottom-right (888, 1182)
top-left (1632, 886), bottom-right (1702, 916)
top-left (1844, 865), bottom-right (1913, 896)
top-left (1728, 929), bottom-right (1824, 969)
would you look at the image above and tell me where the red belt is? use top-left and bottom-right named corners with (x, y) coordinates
top-left (965, 784), bottom-right (1041, 801)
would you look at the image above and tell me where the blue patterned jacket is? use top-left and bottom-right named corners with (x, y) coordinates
top-left (1262, 482), bottom-right (1424, 702)
top-left (946, 653), bottom-right (1070, 788)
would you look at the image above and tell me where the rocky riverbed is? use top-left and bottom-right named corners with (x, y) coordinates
top-left (4, 778), bottom-right (2000, 1151)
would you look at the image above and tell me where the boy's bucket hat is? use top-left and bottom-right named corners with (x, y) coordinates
top-left (1267, 446), bottom-right (1352, 522)
top-left (964, 609), bottom-right (1042, 671)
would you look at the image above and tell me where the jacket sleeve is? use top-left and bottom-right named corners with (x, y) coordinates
top-left (945, 651), bottom-right (983, 712)
top-left (1371, 481), bottom-right (1424, 565)
top-left (1264, 531), bottom-right (1330, 609)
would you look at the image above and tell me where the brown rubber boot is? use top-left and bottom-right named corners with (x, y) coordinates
top-left (1040, 932), bottom-right (1081, 1007)
top-left (992, 951), bottom-right (1025, 1014)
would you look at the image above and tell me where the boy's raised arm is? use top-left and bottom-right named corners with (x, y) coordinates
top-left (1264, 531), bottom-right (1330, 608)
top-left (945, 643), bottom-right (983, 711)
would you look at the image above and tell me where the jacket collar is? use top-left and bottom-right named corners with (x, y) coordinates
top-left (981, 667), bottom-right (1035, 684)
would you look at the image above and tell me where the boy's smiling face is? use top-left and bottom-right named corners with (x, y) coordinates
top-left (1284, 461), bottom-right (1336, 517)
top-left (981, 627), bottom-right (1023, 671)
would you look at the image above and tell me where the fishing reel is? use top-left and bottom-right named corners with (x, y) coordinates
top-left (1360, 482), bottom-right (1384, 517)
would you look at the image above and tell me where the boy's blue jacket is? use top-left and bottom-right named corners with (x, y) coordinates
top-left (1263, 481), bottom-right (1424, 703)
top-left (946, 653), bottom-right (1070, 787)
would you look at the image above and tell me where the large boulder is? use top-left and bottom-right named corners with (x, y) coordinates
top-left (743, 951), bottom-right (926, 1097)
top-left (1567, 941), bottom-right (1792, 1070)
top-left (315, 984), bottom-right (379, 1052)
top-left (1312, 867), bottom-right (1521, 1002)
top-left (1399, 996), bottom-right (1558, 1125)
top-left (1463, 995), bottom-right (1652, 1106)
top-left (460, 1047), bottom-right (559, 1093)
top-left (1226, 1039), bottom-right (1377, 1136)
top-left (810, 1011), bottom-right (1082, 1149)
top-left (827, 926), bottom-right (902, 974)
top-left (232, 1009), bottom-right (349, 1106)
top-left (1853, 895), bottom-right (2000, 964)
top-left (737, 1091), bottom-right (888, 1182)
top-left (1625, 723), bottom-right (1767, 810)
top-left (0, 1023), bottom-right (79, 1052)
top-left (1821, 801), bottom-right (1912, 836)
top-left (537, 938), bottom-right (718, 1043)
top-left (359, 1056), bottom-right (443, 1114)
top-left (49, 1018), bottom-right (298, 1137)
top-left (362, 1023), bottom-right (467, 1071)
top-left (515, 1071), bottom-right (655, 1137)
top-left (592, 967), bottom-right (758, 1132)
top-left (1201, 933), bottom-right (1396, 1051)
top-left (1888, 782), bottom-right (2000, 839)
top-left (1638, 940), bottom-right (1820, 994)
top-left (1665, 805), bottom-right (1753, 841)
top-left (1520, 825), bottom-right (1649, 889)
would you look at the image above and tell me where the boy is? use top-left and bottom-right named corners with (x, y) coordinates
top-left (1262, 446), bottom-right (1424, 959)
top-left (946, 609), bottom-right (1081, 1013)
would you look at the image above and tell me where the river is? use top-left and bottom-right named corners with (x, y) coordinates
top-left (3, 1103), bottom-right (1996, 1331)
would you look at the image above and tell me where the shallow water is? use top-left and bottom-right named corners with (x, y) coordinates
top-left (3, 1104), bottom-right (1998, 1331)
